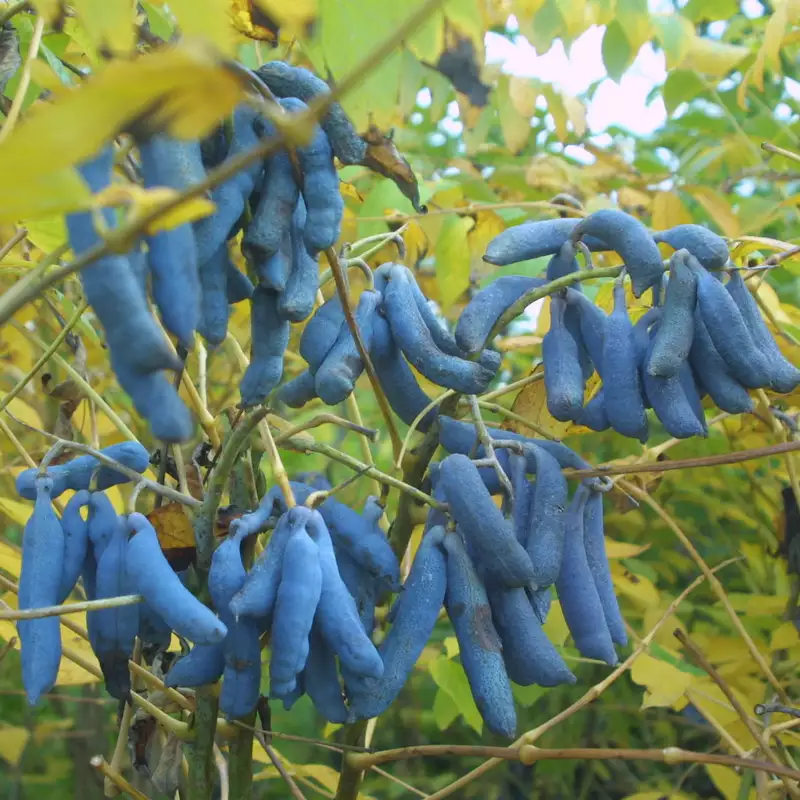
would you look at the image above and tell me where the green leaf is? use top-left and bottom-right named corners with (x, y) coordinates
top-left (429, 656), bottom-right (483, 734)
top-left (70, 0), bottom-right (137, 55)
top-left (524, 0), bottom-right (565, 55)
top-left (602, 21), bottom-right (633, 84)
top-left (651, 14), bottom-right (694, 69)
top-left (357, 178), bottom-right (416, 238)
top-left (616, 0), bottom-right (653, 53)
top-left (512, 683), bottom-right (547, 707)
top-left (141, 1), bottom-right (176, 41)
top-left (497, 75), bottom-right (532, 154)
top-left (435, 215), bottom-right (473, 309)
top-left (681, 0), bottom-right (739, 22)
top-left (432, 688), bottom-right (460, 731)
top-left (649, 643), bottom-right (706, 677)
top-left (663, 70), bottom-right (705, 115)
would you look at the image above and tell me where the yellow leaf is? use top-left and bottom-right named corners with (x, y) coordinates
top-left (652, 191), bottom-right (692, 230)
top-left (705, 763), bottom-right (746, 800)
top-left (618, 186), bottom-right (651, 211)
top-left (468, 210), bottom-right (506, 260)
top-left (0, 726), bottom-right (30, 766)
top-left (0, 43), bottom-right (246, 190)
top-left (611, 563), bottom-right (660, 608)
top-left (5, 397), bottom-right (42, 431)
top-left (771, 621), bottom-right (799, 650)
top-left (754, 280), bottom-right (792, 324)
top-left (681, 37), bottom-right (749, 78)
top-left (497, 75), bottom-right (531, 154)
top-left (23, 216), bottom-right (69, 253)
top-left (685, 186), bottom-right (740, 238)
top-left (630, 653), bottom-right (693, 709)
top-left (94, 185), bottom-right (216, 233)
top-left (435, 215), bottom-right (473, 309)
top-left (0, 167), bottom-right (92, 224)
top-left (543, 598), bottom-right (569, 647)
top-left (71, 0), bottom-right (137, 56)
top-left (508, 371), bottom-right (574, 439)
top-left (0, 499), bottom-right (31, 534)
top-left (509, 75), bottom-right (538, 117)
top-left (604, 539), bottom-right (651, 559)
top-left (748, 0), bottom-right (799, 92)
top-left (726, 593), bottom-right (786, 615)
top-left (169, 0), bottom-right (237, 55)
top-left (562, 94), bottom-right (586, 138)
top-left (444, 636), bottom-right (460, 659)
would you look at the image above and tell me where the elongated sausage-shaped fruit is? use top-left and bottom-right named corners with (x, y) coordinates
top-left (335, 545), bottom-right (378, 635)
top-left (87, 490), bottom-right (119, 562)
top-left (647, 250), bottom-right (697, 378)
top-left (209, 528), bottom-right (262, 716)
top-left (18, 477), bottom-right (64, 705)
top-left (16, 442), bottom-right (149, 500)
top-left (555, 485), bottom-right (617, 665)
top-left (111, 351), bottom-right (194, 443)
top-left (138, 135), bottom-right (202, 348)
top-left (543, 295), bottom-right (584, 422)
top-left (279, 197), bottom-right (320, 322)
top-left (275, 369), bottom-right (318, 408)
top-left (304, 625), bottom-right (348, 723)
top-left (243, 130), bottom-right (298, 268)
top-left (58, 489), bottom-right (90, 603)
top-left (270, 520), bottom-right (322, 695)
top-left (443, 531), bottom-right (516, 739)
top-left (255, 61), bottom-right (367, 165)
top-left (229, 512), bottom-right (296, 621)
top-left (529, 587), bottom-right (552, 624)
top-left (165, 643), bottom-right (225, 688)
top-left (484, 218), bottom-right (607, 266)
top-left (197, 241), bottom-right (232, 347)
top-left (194, 106), bottom-right (263, 264)
top-left (653, 224), bottom-right (728, 270)
top-left (689, 255), bottom-right (772, 388)
top-left (90, 512), bottom-right (139, 699)
top-left (642, 331), bottom-right (706, 439)
top-left (225, 263), bottom-right (255, 304)
top-left (726, 270), bottom-right (800, 393)
top-left (571, 209), bottom-right (664, 297)
top-left (547, 242), bottom-right (592, 380)
top-left (523, 443), bottom-right (568, 589)
top-left (583, 487), bottom-right (626, 646)
top-left (240, 286), bottom-right (291, 407)
top-left (455, 275), bottom-right (546, 355)
top-left (632, 307), bottom-right (662, 410)
top-left (385, 267), bottom-right (495, 394)
top-left (688, 310), bottom-right (753, 414)
top-left (279, 97), bottom-right (344, 252)
top-left (347, 526), bottom-right (448, 721)
top-left (577, 389), bottom-right (610, 432)
top-left (306, 509), bottom-right (384, 679)
top-left (253, 228), bottom-right (292, 291)
top-left (66, 148), bottom-right (182, 374)
top-left (564, 287), bottom-right (606, 376)
top-left (488, 585), bottom-right (575, 686)
top-left (138, 602), bottom-right (173, 652)
top-left (299, 294), bottom-right (345, 374)
top-left (370, 311), bottom-right (435, 431)
top-left (126, 513), bottom-right (227, 644)
top-left (509, 454), bottom-right (531, 547)
top-left (391, 264), bottom-right (501, 373)
top-left (603, 281), bottom-right (648, 442)
top-left (437, 416), bottom-right (609, 491)
top-left (439, 454), bottom-right (535, 588)
top-left (315, 289), bottom-right (381, 405)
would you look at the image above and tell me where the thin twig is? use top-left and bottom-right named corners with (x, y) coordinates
top-left (357, 199), bottom-right (587, 223)
top-left (467, 394), bottom-right (513, 499)
top-left (260, 415), bottom-right (296, 509)
top-left (90, 756), bottom-right (150, 800)
top-left (0, 593), bottom-right (143, 620)
top-left (762, 141), bottom-right (800, 165)
top-left (271, 412), bottom-right (377, 444)
top-left (254, 737), bottom-right (307, 800)
top-left (0, 227), bottom-right (28, 260)
top-left (395, 388), bottom-right (455, 471)
top-left (104, 639), bottom-right (141, 797)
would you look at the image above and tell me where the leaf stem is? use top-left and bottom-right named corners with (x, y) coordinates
top-left (0, 593), bottom-right (142, 620)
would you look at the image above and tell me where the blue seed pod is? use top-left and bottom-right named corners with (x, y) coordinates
top-left (278, 197), bottom-right (321, 323)
top-left (555, 485), bottom-right (617, 665)
top-left (653, 224), bottom-right (729, 270)
top-left (165, 643), bottom-right (225, 688)
top-left (299, 295), bottom-right (345, 374)
top-left (443, 531), bottom-right (517, 739)
top-left (564, 287), bottom-right (607, 376)
top-left (58, 489), bottom-right (90, 603)
top-left (303, 625), bottom-right (348, 723)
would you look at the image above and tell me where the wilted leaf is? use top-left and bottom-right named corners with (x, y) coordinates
top-left (360, 126), bottom-right (423, 212)
top-left (230, 0), bottom-right (281, 41)
top-left (94, 185), bottom-right (216, 233)
top-left (146, 503), bottom-right (196, 552)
